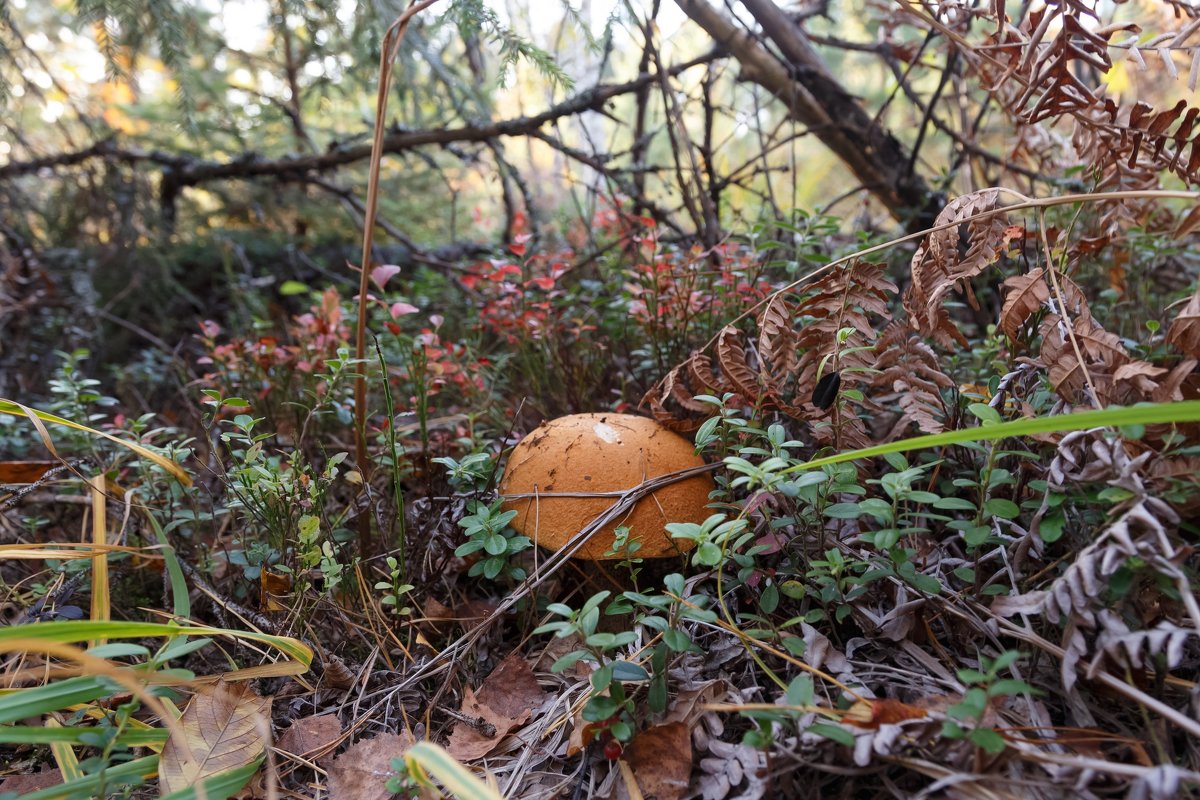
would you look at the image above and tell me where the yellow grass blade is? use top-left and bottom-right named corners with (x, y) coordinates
top-left (0, 399), bottom-right (192, 485)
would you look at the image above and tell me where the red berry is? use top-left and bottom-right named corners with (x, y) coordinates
top-left (603, 739), bottom-right (623, 760)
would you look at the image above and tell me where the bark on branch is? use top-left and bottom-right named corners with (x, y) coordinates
top-left (674, 0), bottom-right (940, 227)
top-left (0, 57), bottom-right (715, 187)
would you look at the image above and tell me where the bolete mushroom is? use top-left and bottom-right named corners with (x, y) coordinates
top-left (498, 413), bottom-right (714, 560)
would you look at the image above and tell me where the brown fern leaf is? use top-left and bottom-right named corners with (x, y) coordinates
top-left (873, 324), bottom-right (955, 434)
top-left (757, 294), bottom-right (796, 402)
top-left (686, 352), bottom-right (722, 394)
top-left (716, 325), bottom-right (761, 404)
top-left (1040, 311), bottom-right (1131, 402)
top-left (640, 352), bottom-right (725, 430)
top-left (1152, 358), bottom-right (1198, 402)
top-left (1018, 14), bottom-right (1112, 124)
top-left (1165, 285), bottom-right (1200, 357)
top-left (907, 189), bottom-right (1018, 343)
top-left (667, 370), bottom-right (713, 414)
top-left (792, 261), bottom-right (896, 408)
top-left (999, 267), bottom-right (1050, 341)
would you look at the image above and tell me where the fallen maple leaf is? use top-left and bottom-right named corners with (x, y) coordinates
top-left (277, 713), bottom-right (343, 767)
top-left (158, 679), bottom-right (271, 795)
top-left (446, 652), bottom-right (547, 761)
top-left (327, 732), bottom-right (415, 800)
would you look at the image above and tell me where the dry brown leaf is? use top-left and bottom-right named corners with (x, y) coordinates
top-left (663, 679), bottom-right (727, 727)
top-left (446, 652), bottom-right (547, 761)
top-left (1165, 286), bottom-right (1200, 357)
top-left (620, 722), bottom-right (692, 800)
top-left (0, 767), bottom-right (63, 795)
top-left (327, 732), bottom-right (415, 800)
top-left (259, 569), bottom-right (291, 613)
top-left (908, 189), bottom-right (1016, 342)
top-left (158, 679), bottom-right (271, 795)
top-left (0, 461), bottom-right (58, 483)
top-left (757, 293), bottom-right (795, 399)
top-left (873, 323), bottom-right (954, 434)
top-left (277, 713), bottom-right (342, 767)
top-left (999, 267), bottom-right (1050, 341)
top-left (1151, 358), bottom-right (1198, 402)
top-left (715, 325), bottom-right (760, 403)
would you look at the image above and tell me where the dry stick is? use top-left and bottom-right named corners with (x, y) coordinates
top-left (393, 463), bottom-right (720, 693)
top-left (1036, 207), bottom-right (1101, 410)
top-left (353, 0), bottom-right (444, 557)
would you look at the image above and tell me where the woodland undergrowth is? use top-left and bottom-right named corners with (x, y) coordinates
top-left (5, 1), bottom-right (1200, 798)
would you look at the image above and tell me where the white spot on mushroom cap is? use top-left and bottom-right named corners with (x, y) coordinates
top-left (592, 422), bottom-right (620, 444)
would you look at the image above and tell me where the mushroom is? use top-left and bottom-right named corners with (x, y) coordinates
top-left (498, 413), bottom-right (714, 560)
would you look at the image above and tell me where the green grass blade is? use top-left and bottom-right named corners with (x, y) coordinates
top-left (0, 620), bottom-right (312, 670)
top-left (142, 512), bottom-right (191, 619)
top-left (0, 398), bottom-right (191, 486)
top-left (405, 741), bottom-right (502, 800)
top-left (0, 725), bottom-right (167, 746)
top-left (784, 401), bottom-right (1200, 474)
top-left (158, 758), bottom-right (263, 800)
top-left (0, 677), bottom-right (113, 725)
top-left (13, 754), bottom-right (158, 800)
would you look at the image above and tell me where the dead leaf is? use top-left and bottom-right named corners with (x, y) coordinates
top-left (327, 732), bottom-right (415, 800)
top-left (620, 722), bottom-right (692, 800)
top-left (0, 767), bottom-right (63, 794)
top-left (446, 652), bottom-right (547, 761)
top-left (0, 461), bottom-right (58, 483)
top-left (260, 569), bottom-right (292, 613)
top-left (277, 713), bottom-right (342, 767)
top-left (159, 679), bottom-right (272, 795)
top-left (1166, 286), bottom-right (1200, 357)
top-left (534, 632), bottom-right (591, 679)
top-left (663, 680), bottom-right (726, 727)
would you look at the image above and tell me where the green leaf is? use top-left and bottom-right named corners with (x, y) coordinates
top-left (787, 402), bottom-right (1200, 475)
top-left (786, 675), bottom-right (814, 706)
top-left (759, 583), bottom-right (779, 613)
top-left (15, 755), bottom-right (159, 800)
top-left (610, 661), bottom-right (649, 682)
top-left (824, 502), bottom-right (863, 519)
top-left (694, 541), bottom-right (722, 566)
top-left (779, 580), bottom-right (806, 599)
top-left (279, 280), bottom-right (310, 296)
top-left (984, 498), bottom-right (1020, 519)
top-left (988, 679), bottom-right (1036, 697)
top-left (968, 728), bottom-right (1007, 754)
top-left (0, 677), bottom-right (115, 724)
top-left (1038, 510), bottom-right (1066, 543)
top-left (806, 722), bottom-right (854, 746)
top-left (663, 628), bottom-right (695, 653)
top-left (551, 650), bottom-right (590, 673)
top-left (1097, 486), bottom-right (1136, 504)
top-left (968, 403), bottom-right (1002, 425)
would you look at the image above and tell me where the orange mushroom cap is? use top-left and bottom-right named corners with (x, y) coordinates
top-left (498, 413), bottom-right (714, 560)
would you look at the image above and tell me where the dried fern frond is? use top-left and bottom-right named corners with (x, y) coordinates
top-left (715, 325), bottom-right (761, 406)
top-left (905, 189), bottom-right (1020, 344)
top-left (1039, 310), bottom-right (1130, 403)
top-left (1165, 285), bottom-right (1200, 358)
top-left (757, 294), bottom-right (797, 406)
top-left (872, 323), bottom-right (955, 434)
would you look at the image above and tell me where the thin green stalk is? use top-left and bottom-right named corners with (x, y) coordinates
top-left (373, 337), bottom-right (407, 580)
